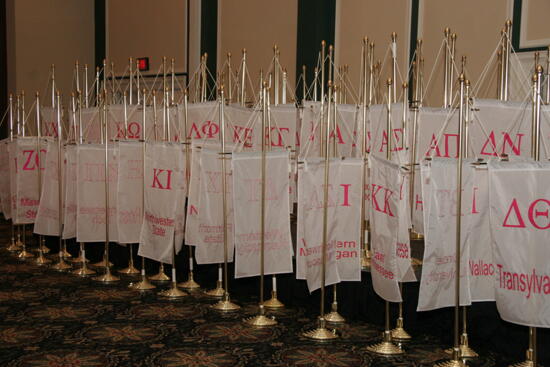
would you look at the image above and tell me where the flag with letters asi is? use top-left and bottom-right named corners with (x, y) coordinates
top-left (62, 145), bottom-right (78, 239)
top-left (195, 148), bottom-right (235, 264)
top-left (296, 158), bottom-right (341, 292)
top-left (368, 155), bottom-right (402, 302)
top-left (0, 140), bottom-right (12, 219)
top-left (76, 144), bottom-right (118, 242)
top-left (138, 142), bottom-right (185, 263)
top-left (232, 151), bottom-right (293, 278)
top-left (417, 159), bottom-right (472, 311)
top-left (34, 139), bottom-right (62, 236)
top-left (117, 141), bottom-right (143, 243)
top-left (488, 159), bottom-right (550, 327)
top-left (14, 137), bottom-right (45, 224)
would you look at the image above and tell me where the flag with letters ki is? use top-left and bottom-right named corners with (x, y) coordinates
top-left (489, 159), bottom-right (550, 327)
top-left (296, 158), bottom-right (362, 293)
top-left (232, 151), bottom-right (293, 278)
top-left (139, 142), bottom-right (186, 264)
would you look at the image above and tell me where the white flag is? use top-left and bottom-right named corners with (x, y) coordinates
top-left (368, 155), bottom-right (402, 302)
top-left (195, 148), bottom-right (234, 264)
top-left (14, 137), bottom-right (44, 224)
top-left (34, 139), bottom-right (62, 236)
top-left (296, 159), bottom-right (340, 293)
top-left (76, 144), bottom-right (119, 242)
top-left (417, 159), bottom-right (472, 311)
top-left (184, 143), bottom-right (202, 246)
top-left (62, 145), bottom-right (78, 239)
top-left (396, 170), bottom-right (416, 282)
top-left (488, 160), bottom-right (550, 327)
top-left (232, 151), bottom-right (293, 278)
top-left (117, 141), bottom-right (144, 243)
top-left (138, 142), bottom-right (185, 263)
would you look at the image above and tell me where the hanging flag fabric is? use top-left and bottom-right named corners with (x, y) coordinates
top-left (299, 102), bottom-right (322, 159)
top-left (183, 102), bottom-right (220, 143)
top-left (195, 148), bottom-right (235, 264)
top-left (14, 137), bottom-right (44, 224)
top-left (396, 169), bottom-right (417, 282)
top-left (417, 159), bottom-right (472, 311)
top-left (225, 105), bottom-right (261, 151)
top-left (184, 143), bottom-right (202, 246)
top-left (335, 104), bottom-right (361, 158)
top-left (106, 104), bottom-right (144, 141)
top-left (138, 142), bottom-right (185, 263)
top-left (62, 145), bottom-right (78, 239)
top-left (0, 140), bottom-right (11, 219)
top-left (232, 151), bottom-right (293, 278)
top-left (269, 105), bottom-right (298, 151)
top-left (40, 107), bottom-right (61, 138)
top-left (368, 155), bottom-right (402, 303)
top-left (76, 144), bottom-right (119, 242)
top-left (34, 139), bottom-right (62, 236)
top-left (117, 141), bottom-right (144, 244)
top-left (296, 158), bottom-right (341, 293)
top-left (488, 159), bottom-right (550, 327)
top-left (467, 166), bottom-right (495, 302)
top-left (367, 103), bottom-right (406, 161)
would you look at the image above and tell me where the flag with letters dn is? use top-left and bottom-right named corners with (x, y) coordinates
top-left (139, 142), bottom-right (185, 263)
top-left (488, 160), bottom-right (550, 327)
top-left (232, 151), bottom-right (293, 278)
top-left (417, 159), bottom-right (472, 311)
top-left (368, 155), bottom-right (402, 302)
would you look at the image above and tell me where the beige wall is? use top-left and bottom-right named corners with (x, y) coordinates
top-left (523, 0), bottom-right (550, 46)
top-left (107, 0), bottom-right (187, 76)
top-left (6, 0), bottom-right (95, 103)
top-left (336, 0), bottom-right (411, 104)
top-left (218, 0), bottom-right (297, 102)
top-left (419, 0), bottom-right (510, 106)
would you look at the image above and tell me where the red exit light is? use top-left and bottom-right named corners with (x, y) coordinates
top-left (137, 57), bottom-right (149, 71)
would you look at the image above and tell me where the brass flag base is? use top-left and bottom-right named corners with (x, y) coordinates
top-left (445, 334), bottom-right (477, 358)
top-left (303, 317), bottom-right (338, 341)
top-left (7, 240), bottom-right (22, 252)
top-left (509, 361), bottom-right (536, 367)
top-left (91, 258), bottom-right (113, 268)
top-left (129, 275), bottom-right (156, 291)
top-left (118, 263), bottom-right (140, 276)
top-left (72, 263), bottom-right (96, 277)
top-left (51, 258), bottom-right (72, 271)
top-left (244, 306), bottom-right (277, 327)
top-left (391, 317), bottom-right (412, 340)
top-left (159, 283), bottom-right (187, 299)
top-left (263, 291), bottom-right (284, 309)
top-left (61, 248), bottom-right (72, 259)
top-left (178, 272), bottom-right (201, 290)
top-left (205, 280), bottom-right (225, 298)
top-left (411, 257), bottom-right (423, 266)
top-left (211, 294), bottom-right (240, 312)
top-left (367, 331), bottom-right (404, 355)
top-left (93, 270), bottom-right (120, 283)
top-left (40, 245), bottom-right (50, 254)
top-left (410, 231), bottom-right (424, 241)
top-left (71, 254), bottom-right (89, 264)
top-left (17, 249), bottom-right (34, 259)
top-left (34, 251), bottom-right (51, 265)
top-left (434, 359), bottom-right (467, 367)
top-left (149, 264), bottom-right (171, 282)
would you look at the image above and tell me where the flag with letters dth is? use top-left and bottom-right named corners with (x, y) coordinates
top-left (138, 142), bottom-right (185, 263)
top-left (489, 160), bottom-right (550, 327)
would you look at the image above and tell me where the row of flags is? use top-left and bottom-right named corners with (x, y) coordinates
top-left (2, 100), bottom-right (550, 328)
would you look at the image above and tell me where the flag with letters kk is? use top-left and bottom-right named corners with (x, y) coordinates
top-left (488, 159), bottom-right (550, 327)
top-left (138, 142), bottom-right (185, 264)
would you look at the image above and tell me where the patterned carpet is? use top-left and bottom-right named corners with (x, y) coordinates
top-left (0, 221), bottom-right (528, 366)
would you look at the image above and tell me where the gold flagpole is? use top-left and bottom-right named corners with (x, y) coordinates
top-left (34, 92), bottom-right (50, 265)
top-left (434, 74), bottom-right (467, 367)
top-left (360, 37), bottom-right (371, 270)
top-left (129, 90), bottom-right (156, 291)
top-left (93, 92), bottom-right (119, 282)
top-left (508, 65), bottom-right (543, 367)
top-left (302, 81), bottom-right (338, 341)
top-left (51, 92), bottom-right (72, 271)
top-left (367, 78), bottom-right (403, 355)
top-left (503, 20), bottom-right (512, 102)
top-left (244, 81), bottom-right (277, 327)
top-left (6, 94), bottom-right (20, 252)
top-left (211, 85), bottom-right (240, 312)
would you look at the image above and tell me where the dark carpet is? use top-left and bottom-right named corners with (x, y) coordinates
top-left (0, 220), bottom-right (547, 367)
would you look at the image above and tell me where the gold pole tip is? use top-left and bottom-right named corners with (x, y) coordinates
top-left (387, 78), bottom-right (392, 85)
top-left (444, 27), bottom-right (450, 35)
top-left (328, 80), bottom-right (332, 87)
top-left (465, 79), bottom-right (470, 87)
top-left (329, 44), bottom-right (333, 51)
top-left (417, 39), bottom-right (423, 46)
top-left (459, 73), bottom-right (465, 82)
top-left (227, 52), bottom-right (231, 57)
top-left (506, 19), bottom-right (512, 27)
top-left (321, 40), bottom-right (326, 47)
top-left (370, 42), bottom-right (375, 48)
top-left (263, 81), bottom-right (268, 88)
top-left (302, 65), bottom-right (306, 71)
top-left (152, 90), bottom-right (156, 96)
top-left (96, 66), bottom-right (100, 71)
top-left (242, 48), bottom-right (246, 54)
top-left (21, 90), bottom-right (25, 96)
top-left (403, 82), bottom-right (408, 88)
top-left (35, 91), bottom-right (39, 97)
top-left (219, 84), bottom-right (225, 92)
top-left (532, 73), bottom-right (538, 82)
top-left (536, 65), bottom-right (543, 73)
top-left (363, 36), bottom-right (368, 43)
top-left (75, 60), bottom-right (79, 66)
top-left (391, 32), bottom-right (397, 41)
top-left (451, 33), bottom-right (457, 40)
